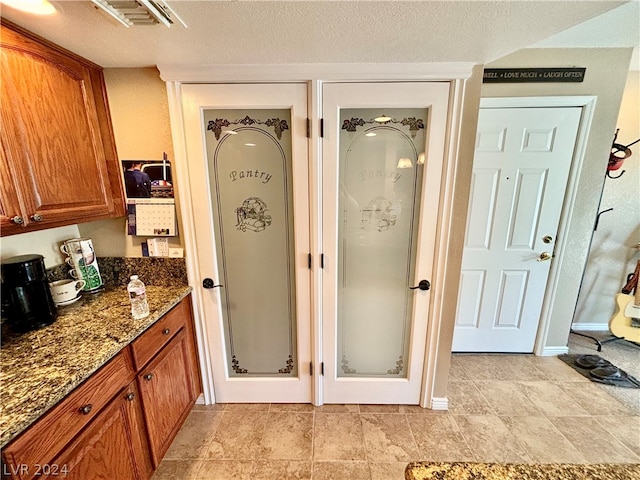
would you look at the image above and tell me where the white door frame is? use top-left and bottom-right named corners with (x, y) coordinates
top-left (162, 63), bottom-right (473, 407)
top-left (478, 96), bottom-right (596, 357)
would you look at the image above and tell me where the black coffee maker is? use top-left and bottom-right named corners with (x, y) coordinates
top-left (1, 254), bottom-right (58, 332)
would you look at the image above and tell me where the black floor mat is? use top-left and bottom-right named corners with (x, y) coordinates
top-left (558, 354), bottom-right (640, 388)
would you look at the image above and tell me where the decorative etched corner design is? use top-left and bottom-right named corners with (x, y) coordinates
top-left (342, 116), bottom-right (425, 138)
top-left (360, 197), bottom-right (398, 232)
top-left (207, 115), bottom-right (289, 140)
top-left (230, 355), bottom-right (296, 375)
top-left (341, 356), bottom-right (356, 374)
top-left (232, 355), bottom-right (248, 374)
top-left (387, 356), bottom-right (405, 375)
top-left (342, 355), bottom-right (406, 375)
top-left (278, 355), bottom-right (295, 374)
top-left (235, 197), bottom-right (272, 233)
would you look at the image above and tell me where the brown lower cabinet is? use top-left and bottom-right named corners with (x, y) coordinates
top-left (2, 296), bottom-right (202, 480)
top-left (52, 382), bottom-right (152, 480)
top-left (138, 329), bottom-right (196, 468)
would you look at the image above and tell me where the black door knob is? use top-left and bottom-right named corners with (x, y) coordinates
top-left (410, 280), bottom-right (431, 291)
top-left (202, 278), bottom-right (223, 289)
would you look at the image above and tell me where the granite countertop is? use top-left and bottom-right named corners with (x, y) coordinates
top-left (405, 462), bottom-right (640, 480)
top-left (0, 285), bottom-right (192, 448)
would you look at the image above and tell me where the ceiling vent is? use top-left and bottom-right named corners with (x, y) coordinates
top-left (91, 0), bottom-right (187, 28)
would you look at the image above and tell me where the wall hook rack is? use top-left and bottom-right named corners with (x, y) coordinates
top-left (607, 128), bottom-right (638, 180)
top-left (606, 169), bottom-right (625, 179)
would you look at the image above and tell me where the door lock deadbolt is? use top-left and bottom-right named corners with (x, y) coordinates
top-left (542, 235), bottom-right (553, 244)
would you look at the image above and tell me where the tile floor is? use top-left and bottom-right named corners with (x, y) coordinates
top-left (152, 354), bottom-right (640, 480)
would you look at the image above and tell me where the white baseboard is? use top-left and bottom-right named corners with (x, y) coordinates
top-left (195, 394), bottom-right (205, 405)
top-left (541, 346), bottom-right (569, 356)
top-left (430, 397), bottom-right (449, 410)
top-left (571, 323), bottom-right (609, 332)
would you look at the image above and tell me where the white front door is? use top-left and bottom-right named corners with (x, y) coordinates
top-left (181, 83), bottom-right (312, 402)
top-left (453, 106), bottom-right (582, 353)
top-left (322, 82), bottom-right (450, 403)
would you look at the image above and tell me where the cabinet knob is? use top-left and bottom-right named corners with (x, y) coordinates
top-left (10, 216), bottom-right (24, 225)
top-left (125, 392), bottom-right (135, 401)
top-left (30, 213), bottom-right (43, 222)
top-left (162, 328), bottom-right (170, 335)
top-left (79, 404), bottom-right (93, 415)
top-left (144, 373), bottom-right (154, 381)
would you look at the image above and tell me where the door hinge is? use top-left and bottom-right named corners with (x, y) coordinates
top-left (320, 118), bottom-right (324, 138)
top-left (321, 362), bottom-right (324, 376)
top-left (308, 253), bottom-right (312, 269)
top-left (306, 118), bottom-right (310, 138)
top-left (310, 362), bottom-right (313, 376)
top-left (320, 254), bottom-right (325, 269)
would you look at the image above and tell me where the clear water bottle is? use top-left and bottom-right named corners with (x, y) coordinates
top-left (127, 275), bottom-right (149, 319)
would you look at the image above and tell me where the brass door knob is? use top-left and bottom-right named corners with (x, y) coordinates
top-left (537, 252), bottom-right (553, 262)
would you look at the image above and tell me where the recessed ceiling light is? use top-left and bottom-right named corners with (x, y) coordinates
top-left (244, 143), bottom-right (256, 147)
top-left (365, 132), bottom-right (377, 137)
top-left (1, 0), bottom-right (56, 15)
top-left (222, 130), bottom-right (238, 135)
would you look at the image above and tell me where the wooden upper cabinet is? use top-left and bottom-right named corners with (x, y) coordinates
top-left (0, 20), bottom-right (125, 235)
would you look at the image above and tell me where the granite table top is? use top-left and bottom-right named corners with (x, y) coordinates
top-left (405, 462), bottom-right (640, 480)
top-left (0, 285), bottom-right (192, 448)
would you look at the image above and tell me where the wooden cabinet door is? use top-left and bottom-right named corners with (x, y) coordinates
top-left (0, 22), bottom-right (125, 234)
top-left (0, 144), bottom-right (23, 232)
top-left (137, 329), bottom-right (197, 467)
top-left (52, 382), bottom-right (152, 480)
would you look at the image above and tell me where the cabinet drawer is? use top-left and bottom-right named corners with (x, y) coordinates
top-left (2, 349), bottom-right (135, 480)
top-left (131, 298), bottom-right (189, 370)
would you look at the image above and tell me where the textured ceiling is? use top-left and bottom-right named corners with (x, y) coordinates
top-left (0, 1), bottom-right (634, 68)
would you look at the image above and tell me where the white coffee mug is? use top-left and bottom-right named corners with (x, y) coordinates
top-left (49, 279), bottom-right (86, 304)
top-left (61, 237), bottom-right (103, 291)
top-left (60, 238), bottom-right (97, 265)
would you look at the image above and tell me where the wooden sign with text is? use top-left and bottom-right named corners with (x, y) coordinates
top-left (483, 68), bottom-right (586, 83)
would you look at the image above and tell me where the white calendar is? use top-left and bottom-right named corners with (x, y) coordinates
top-left (127, 198), bottom-right (177, 236)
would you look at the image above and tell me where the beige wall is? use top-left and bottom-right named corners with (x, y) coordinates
top-left (78, 67), bottom-right (183, 257)
top-left (0, 225), bottom-right (80, 268)
top-left (574, 70), bottom-right (640, 328)
top-left (482, 48), bottom-right (633, 349)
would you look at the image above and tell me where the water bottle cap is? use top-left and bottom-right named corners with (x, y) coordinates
top-left (130, 275), bottom-right (139, 280)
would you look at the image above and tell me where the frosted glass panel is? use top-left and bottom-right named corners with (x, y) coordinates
top-left (204, 109), bottom-right (297, 377)
top-left (338, 108), bottom-right (426, 378)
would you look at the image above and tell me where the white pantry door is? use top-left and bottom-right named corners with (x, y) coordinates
top-left (322, 82), bottom-right (450, 404)
top-left (453, 107), bottom-right (582, 352)
top-left (181, 83), bottom-right (312, 402)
